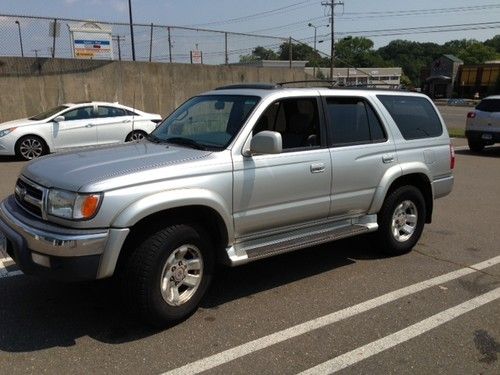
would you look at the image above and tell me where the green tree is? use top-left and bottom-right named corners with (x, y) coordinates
top-left (457, 42), bottom-right (497, 64)
top-left (239, 46), bottom-right (278, 63)
top-left (484, 34), bottom-right (500, 53)
top-left (334, 36), bottom-right (386, 67)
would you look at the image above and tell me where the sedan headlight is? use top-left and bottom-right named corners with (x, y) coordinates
top-left (0, 128), bottom-right (16, 138)
top-left (47, 189), bottom-right (102, 220)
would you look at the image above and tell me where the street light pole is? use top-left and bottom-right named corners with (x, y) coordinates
top-left (128, 0), bottom-right (136, 61)
top-left (308, 23), bottom-right (329, 78)
top-left (15, 20), bottom-right (24, 57)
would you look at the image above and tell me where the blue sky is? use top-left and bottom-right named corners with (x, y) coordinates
top-left (1, 0), bottom-right (499, 61)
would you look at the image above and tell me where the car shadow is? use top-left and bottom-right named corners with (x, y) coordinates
top-left (0, 156), bottom-right (23, 163)
top-left (0, 234), bottom-right (388, 352)
top-left (456, 145), bottom-right (500, 158)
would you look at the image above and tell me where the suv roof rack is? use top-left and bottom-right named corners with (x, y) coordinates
top-left (215, 83), bottom-right (280, 90)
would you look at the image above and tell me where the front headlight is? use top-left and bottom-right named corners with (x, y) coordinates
top-left (0, 128), bottom-right (16, 138)
top-left (47, 189), bottom-right (102, 220)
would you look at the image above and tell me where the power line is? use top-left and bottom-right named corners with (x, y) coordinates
top-left (184, 0), bottom-right (316, 27)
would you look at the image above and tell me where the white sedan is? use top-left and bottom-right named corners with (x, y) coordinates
top-left (0, 102), bottom-right (162, 160)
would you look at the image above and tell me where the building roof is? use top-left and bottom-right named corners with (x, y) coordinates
top-left (443, 54), bottom-right (463, 63)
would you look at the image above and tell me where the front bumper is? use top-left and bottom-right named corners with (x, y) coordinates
top-left (0, 195), bottom-right (128, 281)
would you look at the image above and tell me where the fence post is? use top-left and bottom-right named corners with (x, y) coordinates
top-left (149, 23), bottom-right (153, 62)
top-left (168, 26), bottom-right (172, 63)
top-left (52, 18), bottom-right (57, 58)
top-left (289, 36), bottom-right (292, 69)
top-left (224, 32), bottom-right (228, 65)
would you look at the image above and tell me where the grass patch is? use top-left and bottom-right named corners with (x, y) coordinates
top-left (448, 128), bottom-right (465, 138)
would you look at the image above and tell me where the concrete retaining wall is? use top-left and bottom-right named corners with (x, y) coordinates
top-left (0, 57), bottom-right (307, 122)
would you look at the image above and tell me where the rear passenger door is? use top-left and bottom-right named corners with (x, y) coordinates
top-left (95, 106), bottom-right (132, 144)
top-left (324, 96), bottom-right (397, 218)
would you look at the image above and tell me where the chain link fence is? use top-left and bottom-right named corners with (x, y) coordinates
top-left (0, 14), bottom-right (289, 65)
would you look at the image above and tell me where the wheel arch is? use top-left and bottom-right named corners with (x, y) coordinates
top-left (14, 133), bottom-right (51, 155)
top-left (371, 171), bottom-right (433, 224)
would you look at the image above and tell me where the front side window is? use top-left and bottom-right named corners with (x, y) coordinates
top-left (151, 95), bottom-right (260, 150)
top-left (253, 97), bottom-right (321, 150)
top-left (62, 106), bottom-right (96, 121)
top-left (377, 95), bottom-right (443, 139)
top-left (326, 97), bottom-right (387, 146)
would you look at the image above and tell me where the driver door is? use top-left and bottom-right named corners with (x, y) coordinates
top-left (52, 106), bottom-right (98, 150)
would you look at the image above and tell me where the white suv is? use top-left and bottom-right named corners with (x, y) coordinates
top-left (466, 95), bottom-right (500, 152)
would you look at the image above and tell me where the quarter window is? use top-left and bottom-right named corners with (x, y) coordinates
top-left (326, 97), bottom-right (387, 146)
top-left (377, 95), bottom-right (443, 139)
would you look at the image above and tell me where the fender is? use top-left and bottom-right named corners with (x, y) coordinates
top-left (111, 187), bottom-right (234, 241)
top-left (368, 162), bottom-right (433, 214)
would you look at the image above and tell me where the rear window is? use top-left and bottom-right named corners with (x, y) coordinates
top-left (476, 99), bottom-right (500, 113)
top-left (377, 95), bottom-right (443, 140)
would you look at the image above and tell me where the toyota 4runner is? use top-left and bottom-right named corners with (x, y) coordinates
top-left (0, 84), bottom-right (454, 325)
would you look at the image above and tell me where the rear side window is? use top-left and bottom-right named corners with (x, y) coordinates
top-left (377, 95), bottom-right (443, 140)
top-left (476, 99), bottom-right (500, 112)
top-left (326, 97), bottom-right (387, 146)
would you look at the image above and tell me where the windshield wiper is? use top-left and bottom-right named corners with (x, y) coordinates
top-left (165, 137), bottom-right (207, 150)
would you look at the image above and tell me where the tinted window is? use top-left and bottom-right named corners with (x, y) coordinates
top-left (62, 106), bottom-right (95, 121)
top-left (97, 106), bottom-right (126, 117)
top-left (254, 98), bottom-right (321, 150)
top-left (377, 95), bottom-right (443, 139)
top-left (326, 98), bottom-right (386, 145)
top-left (476, 99), bottom-right (500, 113)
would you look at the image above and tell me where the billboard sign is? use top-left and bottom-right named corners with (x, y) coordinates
top-left (69, 22), bottom-right (113, 60)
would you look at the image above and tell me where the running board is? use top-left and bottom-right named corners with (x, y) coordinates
top-left (225, 218), bottom-right (378, 266)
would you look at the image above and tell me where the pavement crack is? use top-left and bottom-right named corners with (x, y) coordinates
top-left (414, 249), bottom-right (500, 279)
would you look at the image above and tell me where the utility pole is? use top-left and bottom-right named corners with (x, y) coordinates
top-left (128, 0), bottom-right (136, 61)
top-left (321, 0), bottom-right (343, 80)
top-left (308, 23), bottom-right (329, 78)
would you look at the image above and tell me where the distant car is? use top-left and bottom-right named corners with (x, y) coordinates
top-left (0, 102), bottom-right (162, 160)
top-left (465, 95), bottom-right (500, 152)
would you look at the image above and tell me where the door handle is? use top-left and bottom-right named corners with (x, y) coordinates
top-left (122, 119), bottom-right (132, 123)
top-left (85, 124), bottom-right (94, 128)
top-left (310, 163), bottom-right (326, 173)
top-left (382, 154), bottom-right (394, 163)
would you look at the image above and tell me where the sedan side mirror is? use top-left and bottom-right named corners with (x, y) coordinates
top-left (249, 131), bottom-right (282, 155)
top-left (53, 116), bottom-right (65, 122)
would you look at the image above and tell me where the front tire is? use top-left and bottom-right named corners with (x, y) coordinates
top-left (376, 186), bottom-right (426, 256)
top-left (15, 135), bottom-right (48, 160)
top-left (122, 224), bottom-right (214, 326)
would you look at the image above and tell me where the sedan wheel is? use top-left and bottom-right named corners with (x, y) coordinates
top-left (126, 131), bottom-right (146, 142)
top-left (16, 136), bottom-right (47, 160)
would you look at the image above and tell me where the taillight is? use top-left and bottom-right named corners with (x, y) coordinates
top-left (467, 112), bottom-right (476, 118)
top-left (450, 144), bottom-right (455, 170)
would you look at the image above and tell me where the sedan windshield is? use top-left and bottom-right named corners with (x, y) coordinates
top-left (29, 105), bottom-right (69, 121)
top-left (151, 95), bottom-right (260, 150)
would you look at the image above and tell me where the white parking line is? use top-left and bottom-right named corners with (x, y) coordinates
top-left (163, 255), bottom-right (500, 375)
top-left (299, 286), bottom-right (500, 374)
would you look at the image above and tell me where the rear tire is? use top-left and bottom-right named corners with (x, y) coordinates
top-left (376, 185), bottom-right (426, 256)
top-left (121, 224), bottom-right (214, 327)
top-left (467, 139), bottom-right (484, 153)
top-left (125, 130), bottom-right (147, 142)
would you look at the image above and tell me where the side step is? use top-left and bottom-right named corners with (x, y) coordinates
top-left (226, 219), bottom-right (378, 266)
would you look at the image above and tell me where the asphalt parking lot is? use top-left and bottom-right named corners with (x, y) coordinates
top-left (0, 111), bottom-right (499, 374)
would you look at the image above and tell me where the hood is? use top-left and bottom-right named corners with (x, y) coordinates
top-left (21, 141), bottom-right (212, 192)
top-left (0, 118), bottom-right (44, 130)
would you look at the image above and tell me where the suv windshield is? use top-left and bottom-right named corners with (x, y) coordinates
top-left (151, 95), bottom-right (260, 150)
top-left (29, 105), bottom-right (69, 121)
top-left (476, 99), bottom-right (500, 113)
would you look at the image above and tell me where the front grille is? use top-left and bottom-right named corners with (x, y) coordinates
top-left (14, 178), bottom-right (44, 218)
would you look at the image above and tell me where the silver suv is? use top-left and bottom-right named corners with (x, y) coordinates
top-left (0, 84), bottom-right (454, 325)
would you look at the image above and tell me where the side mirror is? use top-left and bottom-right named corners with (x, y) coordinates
top-left (249, 131), bottom-right (282, 155)
top-left (53, 116), bottom-right (65, 122)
